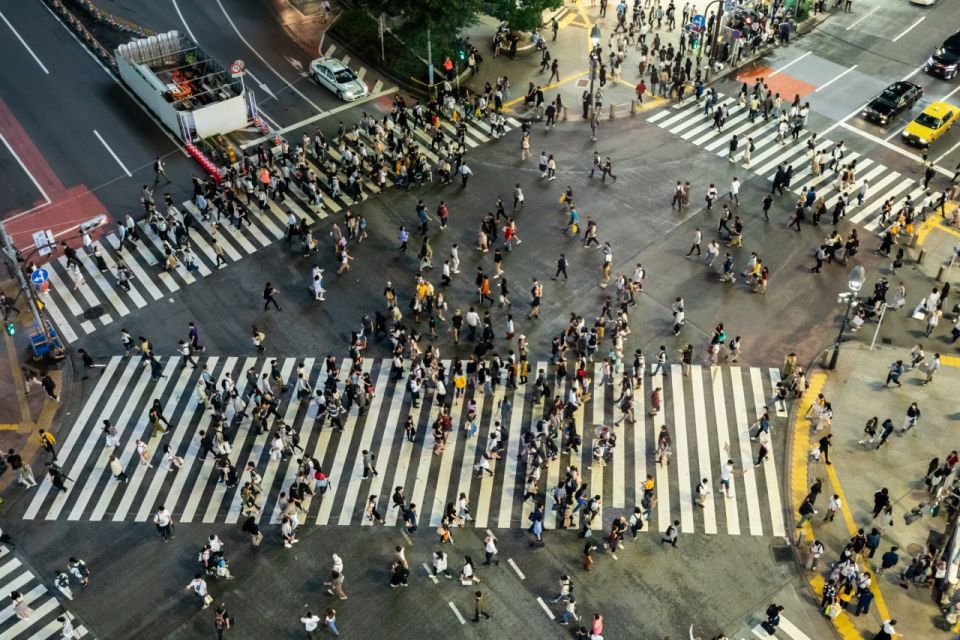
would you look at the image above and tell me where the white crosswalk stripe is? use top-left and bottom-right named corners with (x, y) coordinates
top-left (647, 94), bottom-right (942, 236)
top-left (33, 115), bottom-right (517, 344)
top-left (19, 357), bottom-right (787, 536)
top-left (751, 615), bottom-right (815, 640)
top-left (0, 546), bottom-right (90, 640)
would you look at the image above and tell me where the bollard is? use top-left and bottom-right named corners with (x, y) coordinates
top-left (561, 106), bottom-right (568, 121)
top-left (937, 266), bottom-right (945, 282)
top-left (917, 249), bottom-right (925, 265)
top-left (630, 99), bottom-right (636, 115)
top-left (609, 104), bottom-right (615, 119)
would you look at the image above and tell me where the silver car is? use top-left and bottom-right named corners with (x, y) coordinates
top-left (309, 57), bottom-right (368, 101)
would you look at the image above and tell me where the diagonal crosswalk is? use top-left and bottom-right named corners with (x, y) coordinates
top-left (0, 546), bottom-right (90, 640)
top-left (21, 357), bottom-right (788, 536)
top-left (33, 115), bottom-right (519, 345)
top-left (648, 94), bottom-right (943, 236)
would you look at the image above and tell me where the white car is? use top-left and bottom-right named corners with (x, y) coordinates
top-left (911, 0), bottom-right (936, 5)
top-left (309, 58), bottom-right (368, 101)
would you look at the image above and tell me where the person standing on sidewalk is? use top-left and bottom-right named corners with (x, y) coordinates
top-left (6, 449), bottom-right (37, 488)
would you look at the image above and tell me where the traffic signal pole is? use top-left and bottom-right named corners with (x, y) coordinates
top-left (0, 220), bottom-right (54, 347)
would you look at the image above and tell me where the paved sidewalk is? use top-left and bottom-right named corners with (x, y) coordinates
top-left (790, 344), bottom-right (960, 640)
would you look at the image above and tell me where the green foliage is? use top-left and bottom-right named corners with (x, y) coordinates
top-left (485, 0), bottom-right (562, 32)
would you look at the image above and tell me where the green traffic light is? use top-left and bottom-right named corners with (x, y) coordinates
top-left (5, 322), bottom-right (14, 336)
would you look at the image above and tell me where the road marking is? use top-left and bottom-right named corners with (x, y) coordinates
top-left (838, 121), bottom-right (953, 178)
top-left (769, 51), bottom-right (811, 77)
top-left (214, 0), bottom-right (325, 113)
top-left (170, 0), bottom-right (197, 41)
top-left (934, 137), bottom-right (960, 164)
top-left (240, 86), bottom-right (398, 148)
top-left (845, 6), bottom-right (878, 30)
top-left (690, 367), bottom-right (717, 534)
top-left (0, 131), bottom-right (52, 205)
top-left (401, 531), bottom-right (412, 545)
top-left (671, 365), bottom-right (694, 532)
top-left (39, 2), bottom-right (186, 156)
top-left (816, 64), bottom-right (857, 92)
top-left (93, 130), bottom-right (132, 178)
top-left (0, 10), bottom-right (49, 74)
top-left (536, 597), bottom-right (556, 620)
top-left (423, 562), bottom-right (438, 583)
top-left (711, 367), bottom-right (739, 535)
top-left (507, 558), bottom-right (525, 580)
top-left (497, 384), bottom-right (525, 528)
top-left (892, 16), bottom-right (925, 43)
top-left (448, 601), bottom-right (466, 624)
top-left (245, 70), bottom-right (277, 101)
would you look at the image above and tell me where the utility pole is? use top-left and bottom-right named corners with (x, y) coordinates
top-left (0, 220), bottom-right (50, 345)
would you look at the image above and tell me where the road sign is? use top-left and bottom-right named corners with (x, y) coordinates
top-left (691, 14), bottom-right (705, 28)
top-left (229, 60), bottom-right (245, 77)
top-left (30, 268), bottom-right (49, 286)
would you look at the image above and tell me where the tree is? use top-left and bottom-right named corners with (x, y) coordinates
top-left (486, 0), bottom-right (562, 32)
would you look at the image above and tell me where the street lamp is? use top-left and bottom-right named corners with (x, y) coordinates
top-left (828, 265), bottom-right (866, 370)
top-left (587, 25), bottom-right (601, 122)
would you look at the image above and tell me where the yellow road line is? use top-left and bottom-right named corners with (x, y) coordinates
top-left (574, 0), bottom-right (594, 53)
top-left (558, 12), bottom-right (579, 29)
top-left (0, 424), bottom-right (18, 430)
top-left (791, 372), bottom-right (826, 544)
top-left (502, 70), bottom-right (590, 111)
top-left (941, 355), bottom-right (960, 367)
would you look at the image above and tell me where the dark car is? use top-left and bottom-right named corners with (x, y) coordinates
top-left (861, 81), bottom-right (924, 125)
top-left (926, 31), bottom-right (960, 79)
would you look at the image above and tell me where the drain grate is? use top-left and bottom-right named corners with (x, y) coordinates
top-left (83, 306), bottom-right (105, 320)
top-left (575, 78), bottom-right (590, 89)
top-left (771, 546), bottom-right (794, 564)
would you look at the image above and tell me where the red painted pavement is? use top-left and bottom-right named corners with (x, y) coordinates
top-left (0, 95), bottom-right (110, 254)
top-left (736, 66), bottom-right (816, 101)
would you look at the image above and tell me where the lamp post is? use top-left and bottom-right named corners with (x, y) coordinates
top-left (587, 25), bottom-right (601, 119)
top-left (828, 265), bottom-right (866, 370)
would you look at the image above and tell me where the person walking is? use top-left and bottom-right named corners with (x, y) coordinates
top-left (38, 429), bottom-right (57, 460)
top-left (685, 228), bottom-right (702, 257)
top-left (660, 520), bottom-right (679, 547)
top-left (473, 591), bottom-right (491, 622)
top-left (153, 505), bottom-right (175, 540)
top-left (262, 282), bottom-right (281, 311)
top-left (214, 602), bottom-right (233, 639)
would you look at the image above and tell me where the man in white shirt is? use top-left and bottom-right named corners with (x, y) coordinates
top-left (696, 478), bottom-right (711, 507)
top-left (301, 611), bottom-right (321, 637)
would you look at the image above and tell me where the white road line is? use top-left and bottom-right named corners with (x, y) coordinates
top-left (671, 365), bottom-right (694, 532)
top-left (93, 130), bottom-right (132, 177)
top-left (543, 379), bottom-right (564, 530)
top-left (589, 363), bottom-right (604, 530)
top-left (214, 0), bottom-right (325, 113)
top-left (816, 65), bottom-right (858, 92)
top-left (0, 132), bottom-right (52, 205)
top-left (730, 368), bottom-right (763, 535)
top-left (884, 126), bottom-right (903, 142)
top-left (245, 70), bottom-right (278, 101)
top-left (38, 289), bottom-right (78, 344)
top-left (521, 365), bottom-right (547, 524)
top-left (170, 0), bottom-right (197, 41)
top-left (111, 362), bottom-right (195, 521)
top-left (779, 616), bottom-right (816, 640)
top-left (463, 389), bottom-right (493, 527)
top-left (536, 597), bottom-right (555, 620)
top-left (315, 360), bottom-right (374, 524)
top-left (0, 11), bottom-right (49, 74)
top-left (934, 136), bottom-right (960, 164)
top-left (634, 369), bottom-right (646, 519)
top-left (838, 121), bottom-right (952, 178)
top-left (63, 361), bottom-right (143, 520)
top-left (400, 383), bottom-right (437, 526)
top-left (507, 557), bottom-right (526, 580)
top-left (711, 368), bottom-right (739, 535)
top-left (88, 359), bottom-right (179, 521)
top-left (383, 371), bottom-right (425, 528)
top-left (58, 257), bottom-right (112, 326)
top-left (363, 365), bottom-right (406, 526)
top-left (611, 370), bottom-right (625, 509)
top-left (138, 357), bottom-right (227, 521)
top-left (105, 235), bottom-right (165, 301)
top-left (45, 267), bottom-right (95, 334)
top-left (769, 369), bottom-right (787, 418)
top-left (131, 238), bottom-right (179, 292)
top-left (651, 366), bottom-right (669, 532)
top-left (241, 86), bottom-right (399, 147)
top-left (336, 365), bottom-right (392, 525)
top-left (892, 16), bottom-right (925, 42)
top-left (769, 51), bottom-right (811, 77)
top-left (245, 360), bottom-right (300, 524)
top-left (845, 6), bottom-right (878, 30)
top-left (94, 241), bottom-right (146, 310)
top-left (423, 562), bottom-right (438, 584)
top-left (39, 2), bottom-right (186, 156)
top-left (23, 357), bottom-right (122, 519)
top-left (497, 385), bottom-right (525, 529)
top-left (428, 368), bottom-right (467, 527)
top-left (448, 601), bottom-right (466, 625)
top-left (179, 358), bottom-right (263, 522)
top-left (750, 367), bottom-right (785, 537)
top-left (690, 367), bottom-right (717, 535)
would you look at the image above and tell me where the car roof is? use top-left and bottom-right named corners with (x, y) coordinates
top-left (884, 81), bottom-right (919, 94)
top-left (924, 101), bottom-right (957, 116)
top-left (320, 58), bottom-right (350, 72)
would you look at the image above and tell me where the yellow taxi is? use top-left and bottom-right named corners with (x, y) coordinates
top-left (902, 101), bottom-right (960, 147)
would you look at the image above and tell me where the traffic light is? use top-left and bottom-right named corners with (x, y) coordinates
top-left (458, 46), bottom-right (467, 61)
top-left (5, 321), bottom-right (14, 336)
top-left (691, 35), bottom-right (700, 50)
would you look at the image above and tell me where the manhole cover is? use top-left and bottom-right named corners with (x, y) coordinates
top-left (83, 306), bottom-right (105, 320)
top-left (771, 546), bottom-right (793, 564)
top-left (575, 78), bottom-right (590, 89)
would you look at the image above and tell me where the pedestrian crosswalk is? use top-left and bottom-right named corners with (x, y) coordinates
top-left (21, 356), bottom-right (787, 536)
top-left (647, 93), bottom-right (943, 235)
top-left (34, 113), bottom-right (520, 345)
top-left (0, 546), bottom-right (90, 640)
top-left (750, 615), bottom-right (815, 640)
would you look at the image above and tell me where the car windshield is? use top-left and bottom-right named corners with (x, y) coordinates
top-left (944, 36), bottom-right (960, 55)
top-left (915, 113), bottom-right (943, 129)
top-left (876, 92), bottom-right (899, 106)
top-left (333, 69), bottom-right (356, 83)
